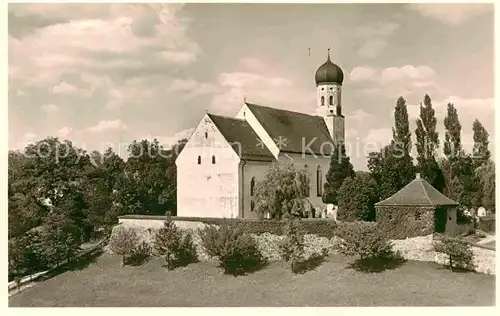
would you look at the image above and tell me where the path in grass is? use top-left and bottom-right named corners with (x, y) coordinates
top-left (9, 254), bottom-right (495, 307)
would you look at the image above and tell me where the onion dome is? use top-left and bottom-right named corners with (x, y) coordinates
top-left (315, 51), bottom-right (344, 85)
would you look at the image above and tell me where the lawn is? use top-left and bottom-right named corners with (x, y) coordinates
top-left (9, 253), bottom-right (495, 307)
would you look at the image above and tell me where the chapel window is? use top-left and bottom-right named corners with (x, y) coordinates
top-left (316, 165), bottom-right (322, 197)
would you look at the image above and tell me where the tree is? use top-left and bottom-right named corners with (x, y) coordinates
top-left (323, 142), bottom-right (355, 205)
top-left (392, 96), bottom-right (412, 155)
top-left (83, 148), bottom-right (125, 231)
top-left (368, 97), bottom-right (415, 200)
top-left (108, 226), bottom-right (141, 266)
top-left (475, 160), bottom-right (495, 212)
top-left (443, 103), bottom-right (463, 162)
top-left (337, 171), bottom-right (379, 222)
top-left (114, 139), bottom-right (183, 216)
top-left (253, 161), bottom-right (310, 219)
top-left (472, 119), bottom-right (491, 168)
top-left (153, 219), bottom-right (198, 270)
top-left (414, 94), bottom-right (444, 192)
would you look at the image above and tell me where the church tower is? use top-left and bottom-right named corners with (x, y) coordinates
top-left (315, 50), bottom-right (345, 145)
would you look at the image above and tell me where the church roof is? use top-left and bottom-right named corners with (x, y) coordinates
top-left (375, 173), bottom-right (459, 207)
top-left (245, 102), bottom-right (334, 155)
top-left (208, 113), bottom-right (275, 162)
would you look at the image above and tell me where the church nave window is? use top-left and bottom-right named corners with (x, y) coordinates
top-left (212, 155), bottom-right (216, 164)
top-left (197, 156), bottom-right (201, 164)
top-left (316, 165), bottom-right (323, 197)
top-left (205, 132), bottom-right (208, 139)
top-left (250, 177), bottom-right (256, 196)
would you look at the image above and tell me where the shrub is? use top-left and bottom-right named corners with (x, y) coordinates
top-left (336, 222), bottom-right (394, 261)
top-left (433, 234), bottom-right (475, 271)
top-left (197, 222), bottom-right (265, 275)
top-left (278, 218), bottom-right (305, 267)
top-left (108, 226), bottom-right (140, 266)
top-left (127, 241), bottom-right (152, 266)
top-left (153, 220), bottom-right (198, 270)
top-left (337, 172), bottom-right (379, 222)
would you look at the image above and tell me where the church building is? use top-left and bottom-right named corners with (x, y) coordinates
top-left (175, 52), bottom-right (346, 218)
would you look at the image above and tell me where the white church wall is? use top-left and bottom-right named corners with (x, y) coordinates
top-left (240, 160), bottom-right (272, 218)
top-left (176, 114), bottom-right (241, 218)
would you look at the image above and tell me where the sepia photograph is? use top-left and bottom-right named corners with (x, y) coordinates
top-left (7, 1), bottom-right (496, 307)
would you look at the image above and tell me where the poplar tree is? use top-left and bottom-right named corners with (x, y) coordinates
top-left (443, 103), bottom-right (463, 161)
top-left (472, 119), bottom-right (491, 168)
top-left (414, 94), bottom-right (445, 192)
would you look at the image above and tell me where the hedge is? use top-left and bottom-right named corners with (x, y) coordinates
top-left (119, 215), bottom-right (376, 238)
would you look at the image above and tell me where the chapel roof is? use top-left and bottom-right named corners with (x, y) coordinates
top-left (208, 113), bottom-right (275, 162)
top-left (245, 102), bottom-right (334, 156)
top-left (375, 173), bottom-right (459, 207)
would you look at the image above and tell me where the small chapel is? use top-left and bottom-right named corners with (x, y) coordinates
top-left (175, 52), bottom-right (346, 218)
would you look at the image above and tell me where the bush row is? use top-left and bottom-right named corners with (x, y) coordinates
top-left (110, 219), bottom-right (477, 274)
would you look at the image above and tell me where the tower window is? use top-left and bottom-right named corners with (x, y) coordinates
top-left (197, 156), bottom-right (201, 164)
top-left (321, 96), bottom-right (325, 106)
top-left (330, 87), bottom-right (333, 90)
top-left (316, 165), bottom-right (323, 197)
top-left (329, 95), bottom-right (333, 105)
top-left (321, 87), bottom-right (324, 91)
top-left (205, 132), bottom-right (208, 139)
top-left (250, 177), bottom-right (256, 196)
top-left (212, 155), bottom-right (216, 164)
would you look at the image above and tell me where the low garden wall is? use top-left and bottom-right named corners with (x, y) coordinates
top-left (118, 215), bottom-right (347, 238)
top-left (478, 215), bottom-right (495, 233)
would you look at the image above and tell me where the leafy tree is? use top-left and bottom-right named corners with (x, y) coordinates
top-left (153, 219), bottom-right (198, 270)
top-left (414, 94), bottom-right (444, 192)
top-left (197, 222), bottom-right (265, 275)
top-left (443, 103), bottom-right (463, 162)
top-left (253, 161), bottom-right (311, 219)
top-left (472, 119), bottom-right (491, 168)
top-left (323, 142), bottom-right (355, 205)
top-left (433, 234), bottom-right (475, 271)
top-left (475, 160), bottom-right (495, 212)
top-left (278, 218), bottom-right (305, 267)
top-left (108, 226), bottom-right (141, 266)
top-left (114, 139), bottom-right (184, 216)
top-left (337, 171), bottom-right (379, 222)
top-left (336, 223), bottom-right (395, 261)
top-left (368, 97), bottom-right (415, 200)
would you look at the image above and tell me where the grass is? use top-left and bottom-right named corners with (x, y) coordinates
top-left (9, 253), bottom-right (495, 307)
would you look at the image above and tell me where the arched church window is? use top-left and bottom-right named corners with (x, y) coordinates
top-left (197, 156), bottom-right (201, 164)
top-left (250, 177), bottom-right (256, 196)
top-left (316, 165), bottom-right (323, 197)
top-left (321, 96), bottom-right (325, 106)
top-left (251, 200), bottom-right (255, 212)
top-left (329, 95), bottom-right (333, 105)
top-left (212, 155), bottom-right (216, 164)
top-left (303, 165), bottom-right (310, 197)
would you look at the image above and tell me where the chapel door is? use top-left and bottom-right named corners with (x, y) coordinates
top-left (434, 207), bottom-right (447, 233)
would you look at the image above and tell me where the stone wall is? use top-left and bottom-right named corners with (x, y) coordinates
top-left (375, 206), bottom-right (435, 239)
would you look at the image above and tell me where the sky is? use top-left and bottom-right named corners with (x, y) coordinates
top-left (8, 2), bottom-right (494, 170)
